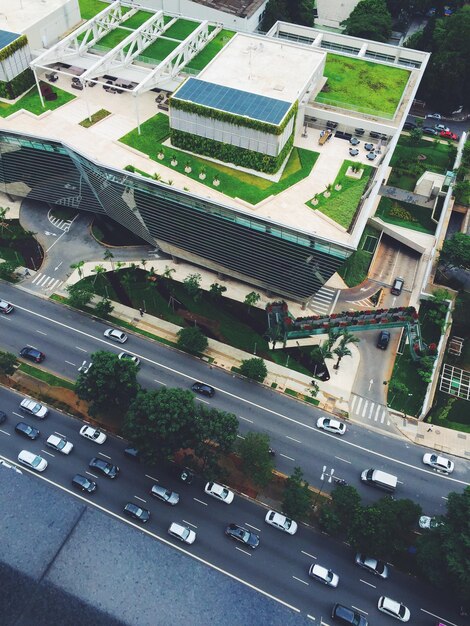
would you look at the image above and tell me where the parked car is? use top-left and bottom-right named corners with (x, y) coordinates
top-left (89, 457), bottom-right (119, 478)
top-left (17, 450), bottom-right (48, 472)
top-left (440, 130), bottom-right (458, 140)
top-left (377, 330), bottom-right (391, 350)
top-left (192, 382), bottom-right (215, 397)
top-left (377, 596), bottom-right (410, 622)
top-left (204, 481), bottom-right (234, 504)
top-left (104, 328), bottom-right (127, 343)
top-left (168, 522), bottom-right (196, 544)
top-left (403, 121), bottom-right (417, 130)
top-left (427, 113), bottom-right (442, 120)
top-left (123, 502), bottom-right (150, 523)
top-left (19, 346), bottom-right (45, 363)
top-left (264, 510), bottom-right (298, 535)
top-left (46, 434), bottom-right (73, 454)
top-left (332, 603), bottom-right (368, 626)
top-left (422, 127), bottom-right (438, 136)
top-left (15, 421), bottom-right (40, 440)
top-left (118, 352), bottom-right (140, 366)
top-left (422, 453), bottom-right (454, 474)
top-left (0, 459), bottom-right (22, 474)
top-left (225, 523), bottom-right (260, 549)
top-left (79, 425), bottom-right (107, 444)
top-left (355, 553), bottom-right (389, 578)
top-left (316, 417), bottom-right (346, 435)
top-left (151, 483), bottom-right (180, 505)
top-left (20, 398), bottom-right (48, 419)
top-left (391, 276), bottom-right (404, 295)
top-left (0, 299), bottom-right (13, 314)
top-left (72, 474), bottom-right (97, 493)
top-left (309, 563), bottom-right (339, 587)
top-left (435, 124), bottom-right (450, 132)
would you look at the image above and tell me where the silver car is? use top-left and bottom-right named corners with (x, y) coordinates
top-left (168, 522), bottom-right (196, 544)
top-left (18, 450), bottom-right (48, 472)
top-left (355, 553), bottom-right (389, 578)
top-left (151, 484), bottom-right (180, 505)
top-left (104, 328), bottom-right (127, 343)
top-left (20, 398), bottom-right (49, 419)
top-left (308, 563), bottom-right (339, 587)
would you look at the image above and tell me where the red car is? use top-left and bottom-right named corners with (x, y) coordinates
top-left (440, 130), bottom-right (458, 140)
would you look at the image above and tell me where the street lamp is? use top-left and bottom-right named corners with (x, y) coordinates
top-left (314, 465), bottom-right (334, 508)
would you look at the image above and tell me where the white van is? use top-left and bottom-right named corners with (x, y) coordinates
top-left (361, 468), bottom-right (397, 492)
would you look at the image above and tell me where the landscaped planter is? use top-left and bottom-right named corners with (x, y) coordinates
top-left (158, 152), bottom-right (164, 160)
top-left (171, 159), bottom-right (178, 166)
top-left (199, 172), bottom-right (206, 180)
top-left (184, 166), bottom-right (192, 173)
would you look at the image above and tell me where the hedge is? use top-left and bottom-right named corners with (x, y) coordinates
top-left (0, 67), bottom-right (35, 100)
top-left (0, 35), bottom-right (28, 62)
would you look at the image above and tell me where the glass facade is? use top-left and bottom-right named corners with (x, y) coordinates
top-left (0, 129), bottom-right (353, 302)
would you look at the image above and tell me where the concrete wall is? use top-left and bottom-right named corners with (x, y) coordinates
top-left (0, 44), bottom-right (31, 82)
top-left (316, 0), bottom-right (360, 29)
top-left (25, 0), bottom-right (81, 50)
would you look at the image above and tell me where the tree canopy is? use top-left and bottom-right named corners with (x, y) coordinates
top-left (240, 357), bottom-right (267, 383)
top-left (282, 466), bottom-right (312, 520)
top-left (176, 326), bottom-right (208, 354)
top-left (0, 351), bottom-right (17, 376)
top-left (238, 432), bottom-right (274, 487)
top-left (342, 0), bottom-right (392, 42)
top-left (440, 233), bottom-right (470, 271)
top-left (261, 0), bottom-right (315, 31)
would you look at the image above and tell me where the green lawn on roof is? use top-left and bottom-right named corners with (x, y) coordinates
top-left (0, 85), bottom-right (75, 118)
top-left (96, 27), bottom-right (132, 49)
top-left (122, 10), bottom-right (154, 29)
top-left (164, 19), bottom-right (200, 40)
top-left (78, 0), bottom-right (109, 20)
top-left (186, 29), bottom-right (235, 72)
top-left (141, 37), bottom-right (181, 63)
top-left (315, 54), bottom-right (410, 119)
top-left (375, 196), bottom-right (436, 234)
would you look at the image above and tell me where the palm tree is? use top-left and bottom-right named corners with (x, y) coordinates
top-left (70, 260), bottom-right (85, 279)
top-left (333, 344), bottom-right (352, 370)
top-left (103, 249), bottom-right (114, 271)
top-left (92, 264), bottom-right (105, 285)
top-left (0, 206), bottom-right (10, 235)
top-left (339, 331), bottom-right (360, 349)
top-left (310, 340), bottom-right (332, 363)
top-left (162, 266), bottom-right (175, 280)
top-left (141, 259), bottom-right (147, 271)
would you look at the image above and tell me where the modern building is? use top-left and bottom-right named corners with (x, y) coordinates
top-left (0, 32), bottom-right (33, 99)
top-left (315, 0), bottom-right (361, 30)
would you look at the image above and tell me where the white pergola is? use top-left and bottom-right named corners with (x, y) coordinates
top-left (30, 0), bottom-right (221, 130)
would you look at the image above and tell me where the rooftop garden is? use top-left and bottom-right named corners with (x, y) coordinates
top-left (315, 54), bottom-right (409, 119)
top-left (306, 160), bottom-right (373, 230)
top-left (119, 113), bottom-right (319, 205)
top-left (164, 19), bottom-right (201, 40)
top-left (376, 196), bottom-right (437, 234)
top-left (185, 29), bottom-right (235, 73)
top-left (0, 84), bottom-right (74, 118)
top-left (78, 0), bottom-right (109, 20)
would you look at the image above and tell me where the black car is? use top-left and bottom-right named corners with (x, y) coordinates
top-left (332, 603), bottom-right (368, 626)
top-left (89, 457), bottom-right (119, 478)
top-left (123, 502), bottom-right (150, 523)
top-left (377, 330), bottom-right (391, 350)
top-left (403, 121), bottom-right (417, 130)
top-left (422, 126), bottom-right (438, 136)
top-left (0, 410), bottom-right (6, 424)
top-left (191, 382), bottom-right (215, 397)
top-left (225, 523), bottom-right (260, 549)
top-left (19, 346), bottom-right (45, 363)
top-left (72, 474), bottom-right (97, 493)
top-left (15, 421), bottom-right (40, 440)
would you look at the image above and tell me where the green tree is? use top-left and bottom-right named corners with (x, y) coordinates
top-left (440, 233), bottom-right (470, 271)
top-left (195, 406), bottom-right (239, 477)
top-left (177, 326), bottom-right (208, 354)
top-left (66, 282), bottom-right (93, 308)
top-left (333, 331), bottom-right (359, 370)
top-left (240, 357), bottom-right (267, 383)
top-left (282, 467), bottom-right (312, 521)
top-left (209, 282), bottom-right (227, 301)
top-left (244, 291), bottom-right (261, 309)
top-left (417, 355), bottom-right (435, 383)
top-left (92, 264), bottom-right (106, 285)
top-left (103, 249), bottom-right (114, 271)
top-left (342, 0), bottom-right (392, 42)
top-left (94, 298), bottom-right (114, 319)
top-left (409, 126), bottom-right (424, 144)
top-left (183, 273), bottom-right (202, 300)
top-left (76, 350), bottom-right (140, 417)
top-left (388, 380), bottom-right (409, 403)
top-left (261, 0), bottom-right (291, 30)
top-left (320, 485), bottom-right (361, 536)
top-left (70, 260), bottom-right (85, 279)
top-left (0, 261), bottom-right (16, 280)
top-left (310, 340), bottom-right (332, 364)
top-left (238, 432), bottom-right (274, 487)
top-left (0, 351), bottom-right (17, 376)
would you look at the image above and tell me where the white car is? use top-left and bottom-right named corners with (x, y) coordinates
top-left (104, 328), bottom-right (128, 343)
top-left (168, 522), bottom-right (196, 545)
top-left (17, 450), bottom-right (48, 472)
top-left (79, 425), bottom-right (107, 445)
top-left (308, 563), bottom-right (339, 587)
top-left (46, 434), bottom-right (73, 454)
top-left (434, 124), bottom-right (450, 132)
top-left (419, 515), bottom-right (444, 530)
top-left (316, 417), bottom-right (346, 435)
top-left (204, 481), bottom-right (234, 504)
top-left (0, 459), bottom-right (22, 474)
top-left (426, 113), bottom-right (441, 120)
top-left (377, 596), bottom-right (410, 622)
top-left (422, 453), bottom-right (454, 474)
top-left (264, 510), bottom-right (298, 535)
top-left (118, 352), bottom-right (140, 366)
top-left (0, 299), bottom-right (13, 314)
top-left (20, 398), bottom-right (49, 419)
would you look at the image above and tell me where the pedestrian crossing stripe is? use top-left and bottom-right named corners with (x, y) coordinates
top-left (350, 394), bottom-right (390, 425)
top-left (307, 286), bottom-right (337, 315)
top-left (30, 272), bottom-right (63, 291)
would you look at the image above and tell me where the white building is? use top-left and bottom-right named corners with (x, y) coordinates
top-left (315, 0), bottom-right (361, 29)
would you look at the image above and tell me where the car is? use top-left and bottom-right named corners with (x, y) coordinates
top-left (118, 352), bottom-right (140, 366)
top-left (17, 450), bottom-right (48, 472)
top-left (377, 596), bottom-right (410, 622)
top-left (104, 328), bottom-right (127, 343)
top-left (391, 276), bottom-right (404, 296)
top-left (264, 510), bottom-right (298, 535)
top-left (316, 417), bottom-right (346, 435)
top-left (349, 137), bottom-right (360, 145)
top-left (72, 473), bottom-right (97, 493)
top-left (422, 452), bottom-right (454, 474)
top-left (427, 113), bottom-right (441, 120)
top-left (435, 124), bottom-right (450, 132)
top-left (123, 502), bottom-right (150, 523)
top-left (204, 481), bottom-right (234, 504)
top-left (0, 459), bottom-right (22, 474)
top-left (364, 142), bottom-right (374, 151)
top-left (355, 553), bottom-right (389, 578)
top-left (19, 346), bottom-right (45, 363)
top-left (332, 603), bottom-right (368, 626)
top-left (168, 522), bottom-right (196, 544)
top-left (377, 330), bottom-right (391, 350)
top-left (403, 121), bottom-right (417, 130)
top-left (15, 421), bottom-right (40, 440)
top-left (0, 410), bottom-right (6, 424)
top-left (20, 398), bottom-right (48, 419)
top-left (79, 425), bottom-right (107, 444)
top-left (349, 148), bottom-right (359, 157)
top-left (225, 523), bottom-right (260, 549)
top-left (46, 434), bottom-right (73, 454)
top-left (308, 563), bottom-right (339, 587)
top-left (366, 152), bottom-right (377, 161)
top-left (422, 126), bottom-right (438, 135)
top-left (419, 515), bottom-right (444, 530)
top-left (191, 382), bottom-right (215, 397)
top-left (440, 130), bottom-right (458, 140)
top-left (151, 483), bottom-right (180, 505)
top-left (89, 457), bottom-right (119, 478)
top-left (0, 299), bottom-right (13, 314)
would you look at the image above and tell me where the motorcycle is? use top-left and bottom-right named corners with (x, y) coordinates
top-left (333, 477), bottom-right (348, 486)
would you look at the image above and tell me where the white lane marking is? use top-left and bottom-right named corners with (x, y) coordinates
top-left (361, 400), bottom-right (369, 417)
top-left (239, 416), bottom-right (253, 423)
top-left (65, 360), bottom-right (77, 366)
top-left (12, 412), bottom-right (23, 418)
top-left (441, 496), bottom-right (448, 500)
top-left (306, 615), bottom-right (316, 622)
top-left (236, 434), bottom-right (245, 440)
top-left (420, 609), bottom-right (458, 626)
top-left (292, 576), bottom-right (309, 586)
top-left (374, 404), bottom-right (381, 421)
top-left (45, 226), bottom-right (68, 253)
top-left (360, 579), bottom-right (376, 588)
top-left (193, 498), bottom-right (208, 506)
top-left (0, 429), bottom-right (10, 436)
top-left (54, 431), bottom-right (66, 437)
top-left (334, 456), bottom-right (351, 464)
top-left (134, 496), bottom-right (147, 503)
top-left (280, 453), bottom-right (295, 461)
top-left (196, 398), bottom-right (210, 404)
top-left (286, 435), bottom-right (301, 444)
top-left (98, 452), bottom-right (111, 459)
top-left (145, 474), bottom-right (159, 482)
top-left (7, 301), bottom-right (470, 487)
top-left (245, 523), bottom-right (261, 532)
top-left (41, 450), bottom-right (55, 457)
top-left (301, 550), bottom-right (317, 560)
top-left (355, 397), bottom-right (363, 413)
top-left (153, 379), bottom-right (166, 385)
top-left (351, 606), bottom-right (368, 615)
top-left (76, 346), bottom-right (87, 352)
top-left (351, 395), bottom-right (358, 411)
top-left (182, 519), bottom-right (198, 529)
top-left (36, 330), bottom-right (47, 335)
top-left (235, 547), bottom-right (252, 556)
top-left (86, 471), bottom-right (99, 479)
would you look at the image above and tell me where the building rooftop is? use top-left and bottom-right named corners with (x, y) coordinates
top-left (198, 32), bottom-right (325, 103)
top-left (0, 0), bottom-right (70, 36)
top-left (0, 29), bottom-right (20, 50)
top-left (191, 0), bottom-right (266, 18)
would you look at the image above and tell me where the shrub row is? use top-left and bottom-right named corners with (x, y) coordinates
top-left (0, 68), bottom-right (34, 100)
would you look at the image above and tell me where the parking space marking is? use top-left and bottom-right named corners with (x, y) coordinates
top-left (334, 456), bottom-right (351, 464)
top-left (41, 449), bottom-right (54, 457)
top-left (153, 379), bottom-right (166, 385)
top-left (280, 453), bottom-right (295, 461)
top-left (65, 361), bottom-right (77, 367)
top-left (98, 452), bottom-right (111, 459)
top-left (145, 475), bottom-right (159, 482)
top-left (292, 576), bottom-right (309, 586)
top-left (86, 471), bottom-right (99, 479)
top-left (239, 416), bottom-right (253, 423)
top-left (236, 434), bottom-right (245, 440)
top-left (301, 550), bottom-right (316, 560)
top-left (235, 547), bottom-right (252, 556)
top-left (359, 579), bottom-right (376, 588)
top-left (193, 498), bottom-right (208, 506)
top-left (0, 429), bottom-right (10, 436)
top-left (76, 346), bottom-right (87, 352)
top-left (351, 606), bottom-right (368, 615)
top-left (183, 519), bottom-right (198, 529)
top-left (134, 496), bottom-right (147, 503)
top-left (196, 398), bottom-right (210, 404)
top-left (36, 330), bottom-right (47, 335)
top-left (286, 435), bottom-right (301, 444)
top-left (420, 609), bottom-right (458, 626)
top-left (246, 523), bottom-right (261, 532)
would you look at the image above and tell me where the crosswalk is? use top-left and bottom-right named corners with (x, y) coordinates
top-left (307, 286), bottom-right (337, 315)
top-left (30, 272), bottom-right (63, 292)
top-left (349, 394), bottom-right (390, 426)
top-left (48, 216), bottom-right (73, 232)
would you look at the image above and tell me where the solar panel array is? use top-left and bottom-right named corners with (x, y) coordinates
top-left (174, 78), bottom-right (291, 126)
top-left (0, 30), bottom-right (21, 51)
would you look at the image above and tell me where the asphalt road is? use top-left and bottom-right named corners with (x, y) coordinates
top-left (0, 385), bottom-right (466, 626)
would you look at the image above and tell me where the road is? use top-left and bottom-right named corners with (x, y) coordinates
top-left (0, 385), bottom-right (466, 626)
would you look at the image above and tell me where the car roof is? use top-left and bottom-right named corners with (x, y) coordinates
top-left (380, 596), bottom-right (401, 612)
top-left (19, 450), bottom-right (37, 462)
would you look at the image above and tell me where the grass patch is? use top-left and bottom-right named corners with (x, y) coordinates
top-left (78, 0), bottom-right (109, 20)
top-left (141, 38), bottom-right (180, 63)
top-left (79, 108), bottom-right (111, 128)
top-left (376, 197), bottom-right (436, 234)
top-left (427, 392), bottom-right (470, 431)
top-left (96, 27), bottom-right (132, 49)
top-left (338, 224), bottom-right (380, 287)
top-left (388, 351), bottom-right (426, 416)
top-left (391, 136), bottom-right (456, 172)
top-left (18, 363), bottom-right (75, 390)
top-left (123, 10), bottom-right (154, 29)
top-left (0, 246), bottom-right (24, 265)
top-left (164, 19), bottom-right (200, 40)
top-left (307, 160), bottom-right (373, 229)
top-left (315, 54), bottom-right (409, 119)
top-left (186, 29), bottom-right (235, 72)
top-left (120, 114), bottom-right (319, 205)
top-left (0, 85), bottom-right (75, 118)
